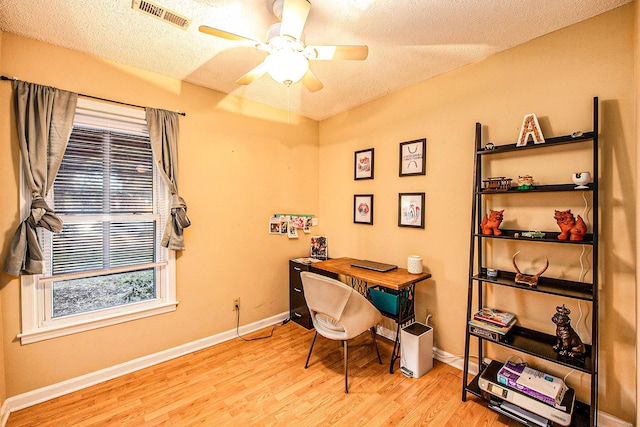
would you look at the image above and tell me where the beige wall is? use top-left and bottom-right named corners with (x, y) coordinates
top-left (320, 4), bottom-right (635, 423)
top-left (0, 33), bottom-right (319, 395)
top-left (0, 3), bottom-right (636, 425)
top-left (635, 1), bottom-right (640, 425)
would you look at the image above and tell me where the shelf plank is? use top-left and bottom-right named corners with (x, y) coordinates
top-left (473, 271), bottom-right (593, 301)
top-left (477, 183), bottom-right (594, 194)
top-left (476, 132), bottom-right (595, 155)
top-left (474, 229), bottom-right (594, 245)
top-left (470, 326), bottom-right (593, 373)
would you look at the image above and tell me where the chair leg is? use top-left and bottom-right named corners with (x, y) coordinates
top-left (305, 331), bottom-right (318, 369)
top-left (371, 327), bottom-right (382, 364)
top-left (343, 340), bottom-right (349, 394)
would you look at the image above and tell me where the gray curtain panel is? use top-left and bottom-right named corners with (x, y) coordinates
top-left (145, 107), bottom-right (191, 251)
top-left (4, 81), bottom-right (78, 276)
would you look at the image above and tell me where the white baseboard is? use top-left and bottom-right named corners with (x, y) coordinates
top-left (4, 311), bottom-right (289, 415)
top-left (598, 412), bottom-right (634, 427)
top-left (3, 315), bottom-right (632, 427)
top-left (0, 401), bottom-right (9, 427)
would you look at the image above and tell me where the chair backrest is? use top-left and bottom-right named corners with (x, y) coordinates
top-left (300, 272), bottom-right (382, 339)
top-left (300, 272), bottom-right (353, 321)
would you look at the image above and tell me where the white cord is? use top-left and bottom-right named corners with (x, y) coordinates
top-left (579, 191), bottom-right (591, 283)
top-left (506, 355), bottom-right (526, 365)
top-left (575, 300), bottom-right (584, 337)
top-left (576, 191), bottom-right (591, 339)
top-left (563, 369), bottom-right (575, 382)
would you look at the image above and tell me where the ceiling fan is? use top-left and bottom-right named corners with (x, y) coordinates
top-left (199, 0), bottom-right (368, 92)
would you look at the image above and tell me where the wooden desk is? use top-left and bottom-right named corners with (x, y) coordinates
top-left (310, 257), bottom-right (432, 373)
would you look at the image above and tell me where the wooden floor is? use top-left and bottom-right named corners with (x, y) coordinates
top-left (7, 322), bottom-right (519, 426)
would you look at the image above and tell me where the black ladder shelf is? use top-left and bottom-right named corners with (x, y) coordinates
top-left (461, 97), bottom-right (599, 427)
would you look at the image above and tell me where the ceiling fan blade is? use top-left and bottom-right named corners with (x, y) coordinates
top-left (300, 68), bottom-right (323, 92)
top-left (280, 0), bottom-right (310, 40)
top-left (199, 25), bottom-right (259, 44)
top-left (235, 62), bottom-right (268, 85)
top-left (306, 45), bottom-right (369, 61)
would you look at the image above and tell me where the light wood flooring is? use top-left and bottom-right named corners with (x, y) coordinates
top-left (7, 321), bottom-right (519, 426)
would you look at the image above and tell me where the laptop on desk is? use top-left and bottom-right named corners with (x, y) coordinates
top-left (350, 259), bottom-right (398, 272)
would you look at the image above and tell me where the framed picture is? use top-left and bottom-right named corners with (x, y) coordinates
top-left (399, 138), bottom-right (426, 176)
top-left (310, 236), bottom-right (328, 259)
top-left (398, 192), bottom-right (425, 228)
top-left (354, 148), bottom-right (374, 180)
top-left (354, 194), bottom-right (374, 225)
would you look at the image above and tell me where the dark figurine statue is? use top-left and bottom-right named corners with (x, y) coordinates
top-left (552, 305), bottom-right (586, 358)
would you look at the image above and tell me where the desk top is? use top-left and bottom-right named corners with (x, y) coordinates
top-left (310, 257), bottom-right (432, 290)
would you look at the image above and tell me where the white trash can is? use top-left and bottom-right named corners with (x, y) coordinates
top-left (400, 322), bottom-right (433, 378)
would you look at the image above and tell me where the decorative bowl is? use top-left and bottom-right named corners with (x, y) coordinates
top-left (572, 172), bottom-right (591, 189)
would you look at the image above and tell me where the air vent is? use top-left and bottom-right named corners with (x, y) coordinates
top-left (132, 0), bottom-right (192, 30)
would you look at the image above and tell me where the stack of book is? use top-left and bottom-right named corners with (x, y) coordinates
top-left (468, 307), bottom-right (517, 342)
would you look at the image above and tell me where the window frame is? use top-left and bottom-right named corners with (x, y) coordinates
top-left (19, 98), bottom-right (177, 345)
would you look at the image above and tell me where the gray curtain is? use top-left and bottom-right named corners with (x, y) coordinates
top-left (145, 107), bottom-right (191, 251)
top-left (4, 81), bottom-right (78, 276)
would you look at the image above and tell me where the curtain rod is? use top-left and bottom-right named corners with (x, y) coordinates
top-left (0, 75), bottom-right (186, 117)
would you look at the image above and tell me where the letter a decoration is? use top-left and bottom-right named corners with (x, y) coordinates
top-left (516, 113), bottom-right (545, 147)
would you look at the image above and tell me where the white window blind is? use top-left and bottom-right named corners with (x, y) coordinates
top-left (50, 126), bottom-right (158, 275)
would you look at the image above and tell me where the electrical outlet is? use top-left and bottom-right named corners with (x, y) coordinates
top-left (233, 297), bottom-right (240, 311)
top-left (425, 308), bottom-right (436, 326)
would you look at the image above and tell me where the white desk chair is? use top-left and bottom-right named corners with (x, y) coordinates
top-left (300, 272), bottom-right (383, 393)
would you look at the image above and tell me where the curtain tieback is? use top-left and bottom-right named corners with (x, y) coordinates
top-left (27, 196), bottom-right (63, 232)
top-left (3, 196), bottom-right (61, 276)
top-left (170, 194), bottom-right (191, 229)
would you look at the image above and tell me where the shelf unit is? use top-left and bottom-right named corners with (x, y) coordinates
top-left (462, 98), bottom-right (599, 427)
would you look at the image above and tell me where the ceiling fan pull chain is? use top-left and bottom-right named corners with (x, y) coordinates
top-left (287, 84), bottom-right (291, 124)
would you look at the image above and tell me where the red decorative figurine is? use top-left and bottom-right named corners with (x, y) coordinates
top-left (554, 209), bottom-right (587, 241)
top-left (481, 209), bottom-right (504, 236)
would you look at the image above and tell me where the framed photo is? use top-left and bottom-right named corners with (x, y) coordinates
top-left (398, 192), bottom-right (425, 228)
top-left (310, 236), bottom-right (328, 259)
top-left (399, 138), bottom-right (426, 176)
top-left (354, 194), bottom-right (374, 225)
top-left (354, 148), bottom-right (374, 180)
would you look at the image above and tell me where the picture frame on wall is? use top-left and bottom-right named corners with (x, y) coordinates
top-left (398, 192), bottom-right (425, 228)
top-left (399, 138), bottom-right (426, 176)
top-left (354, 148), bottom-right (374, 180)
top-left (354, 194), bottom-right (374, 225)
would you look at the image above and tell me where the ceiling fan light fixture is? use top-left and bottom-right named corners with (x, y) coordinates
top-left (264, 49), bottom-right (309, 86)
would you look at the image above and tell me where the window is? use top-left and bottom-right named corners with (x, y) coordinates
top-left (20, 98), bottom-right (177, 344)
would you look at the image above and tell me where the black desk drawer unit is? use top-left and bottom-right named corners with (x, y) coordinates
top-left (289, 260), bottom-right (313, 329)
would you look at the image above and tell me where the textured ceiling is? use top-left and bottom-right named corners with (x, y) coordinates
top-left (0, 0), bottom-right (632, 121)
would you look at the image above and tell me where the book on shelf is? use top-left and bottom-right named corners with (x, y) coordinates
top-left (473, 307), bottom-right (516, 327)
top-left (468, 317), bottom-right (516, 342)
top-left (468, 317), bottom-right (517, 336)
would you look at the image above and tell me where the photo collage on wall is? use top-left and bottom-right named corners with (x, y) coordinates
top-left (268, 214), bottom-right (318, 239)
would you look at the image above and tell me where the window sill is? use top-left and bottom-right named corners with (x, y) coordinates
top-left (18, 301), bottom-right (178, 345)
